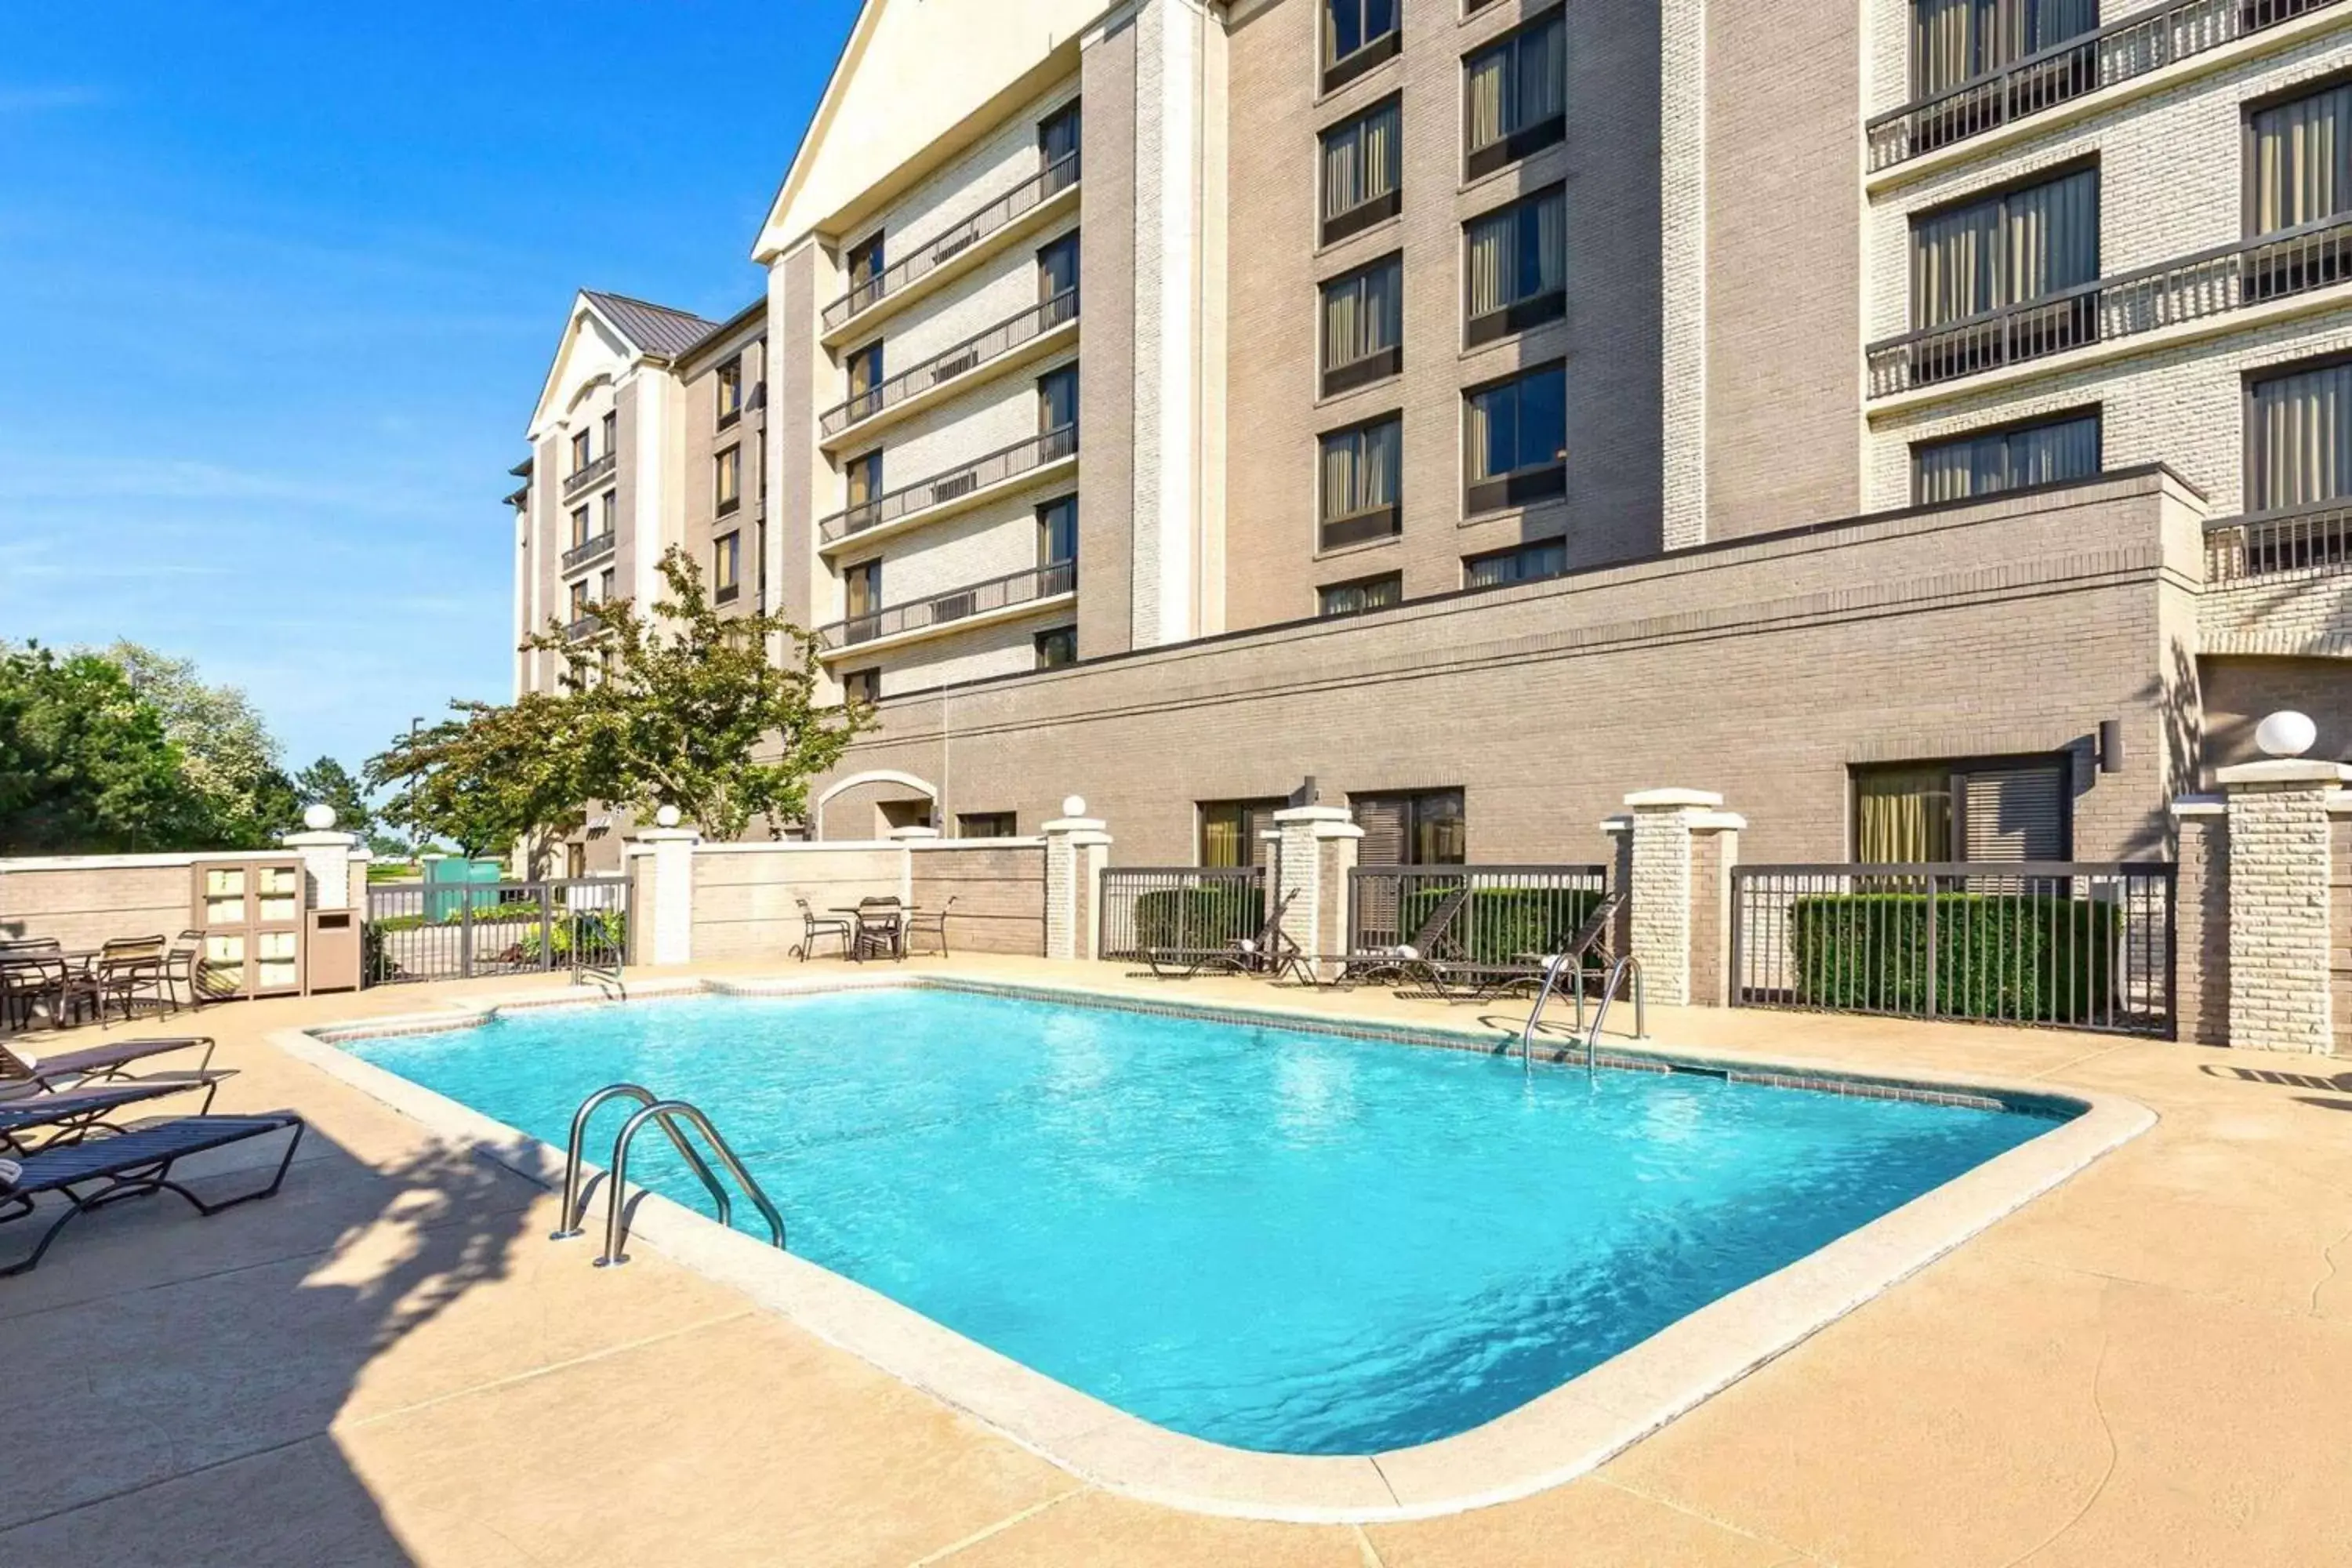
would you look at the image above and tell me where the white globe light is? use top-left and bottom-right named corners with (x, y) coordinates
top-left (302, 803), bottom-right (337, 831)
top-left (2256, 710), bottom-right (2318, 760)
top-left (1061, 795), bottom-right (1086, 818)
top-left (655, 804), bottom-right (683, 829)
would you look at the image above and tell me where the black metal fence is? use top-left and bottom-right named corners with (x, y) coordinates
top-left (1730, 863), bottom-right (2175, 1036)
top-left (1098, 866), bottom-right (1267, 960)
top-left (1348, 865), bottom-right (1610, 961)
top-left (364, 878), bottom-right (630, 985)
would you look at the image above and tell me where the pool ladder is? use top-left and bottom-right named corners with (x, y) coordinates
top-left (1520, 954), bottom-right (1646, 1077)
top-left (551, 1084), bottom-right (786, 1267)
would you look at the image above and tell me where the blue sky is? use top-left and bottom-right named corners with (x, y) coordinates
top-left (0, 1), bottom-right (862, 774)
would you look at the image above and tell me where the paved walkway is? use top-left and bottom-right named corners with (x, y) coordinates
top-left (4, 957), bottom-right (2349, 1565)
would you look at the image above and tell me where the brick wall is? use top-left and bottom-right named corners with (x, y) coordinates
top-left (0, 859), bottom-right (194, 951)
top-left (909, 844), bottom-right (1048, 955)
top-left (2335, 809), bottom-right (2352, 1057)
top-left (2173, 808), bottom-right (2230, 1046)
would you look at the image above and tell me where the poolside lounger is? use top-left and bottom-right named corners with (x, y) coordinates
top-left (2, 1034), bottom-right (218, 1091)
top-left (1281, 887), bottom-right (1472, 989)
top-left (1417, 890), bottom-right (1626, 1003)
top-left (1138, 889), bottom-right (1298, 979)
top-left (0, 1075), bottom-right (232, 1154)
top-left (0, 1112), bottom-right (305, 1277)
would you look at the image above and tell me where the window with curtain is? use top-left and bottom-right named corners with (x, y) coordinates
top-left (2249, 358), bottom-right (2352, 512)
top-left (1039, 100), bottom-right (1083, 167)
top-left (845, 559), bottom-right (881, 621)
top-left (2251, 81), bottom-right (2350, 235)
top-left (1852, 757), bottom-right (2067, 862)
top-left (1200, 799), bottom-right (1286, 869)
top-left (600, 490), bottom-right (617, 535)
top-left (845, 449), bottom-right (882, 508)
top-left (714, 445), bottom-right (741, 512)
top-left (842, 668), bottom-right (881, 706)
top-left (717, 358), bottom-right (742, 423)
top-left (1465, 364), bottom-right (1566, 513)
top-left (1036, 495), bottom-right (1078, 565)
top-left (1318, 572), bottom-right (1402, 618)
top-left (1911, 165), bottom-right (2098, 330)
top-left (1037, 365), bottom-right (1079, 433)
top-left (571, 430), bottom-right (590, 470)
top-left (958, 811), bottom-right (1019, 839)
top-left (846, 340), bottom-right (884, 407)
top-left (1320, 96), bottom-right (1402, 244)
top-left (1463, 537), bottom-right (1569, 590)
top-left (569, 579), bottom-right (590, 619)
top-left (846, 233), bottom-right (885, 292)
top-left (1037, 232), bottom-right (1081, 304)
top-left (1909, 0), bottom-right (2099, 99)
top-left (1324, 0), bottom-right (1400, 89)
top-left (569, 505), bottom-right (590, 547)
top-left (1465, 9), bottom-right (1566, 175)
top-left (1319, 416), bottom-right (1403, 546)
top-left (1464, 187), bottom-right (1566, 342)
top-left (713, 532), bottom-right (741, 601)
top-left (1033, 626), bottom-right (1078, 670)
top-left (1321, 255), bottom-right (1403, 394)
top-left (1351, 789), bottom-right (1467, 866)
top-left (1911, 409), bottom-right (2100, 503)
top-left (601, 410), bottom-right (616, 456)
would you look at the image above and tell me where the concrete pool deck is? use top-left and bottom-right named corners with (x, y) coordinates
top-left (5, 956), bottom-right (2351, 1564)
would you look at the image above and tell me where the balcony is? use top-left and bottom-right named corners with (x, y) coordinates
top-left (2206, 499), bottom-right (2352, 584)
top-left (821, 153), bottom-right (1081, 339)
top-left (818, 289), bottom-right (1079, 444)
top-left (561, 451), bottom-right (616, 499)
top-left (1867, 212), bottom-right (2352, 399)
top-left (819, 424), bottom-right (1079, 549)
top-left (1867, 0), bottom-right (2346, 174)
top-left (564, 614), bottom-right (603, 642)
top-left (820, 559), bottom-right (1076, 653)
top-left (561, 532), bottom-right (615, 574)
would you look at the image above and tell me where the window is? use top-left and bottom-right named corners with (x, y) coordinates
top-left (846, 340), bottom-right (884, 412)
top-left (1911, 0), bottom-right (2097, 100)
top-left (1318, 572), bottom-right (1402, 618)
top-left (1323, 0), bottom-right (1400, 92)
top-left (1319, 416), bottom-right (1403, 549)
top-left (1038, 365), bottom-right (1080, 433)
top-left (600, 490), bottom-right (617, 535)
top-left (1320, 95), bottom-right (1401, 245)
top-left (569, 579), bottom-right (590, 619)
top-left (569, 505), bottom-right (590, 548)
top-left (2248, 358), bottom-right (2352, 511)
top-left (713, 532), bottom-right (741, 604)
top-left (1465, 9), bottom-right (1566, 178)
top-left (1200, 797), bottom-right (1285, 868)
top-left (1321, 253), bottom-right (1403, 397)
top-left (1464, 537), bottom-right (1567, 590)
top-left (958, 811), bottom-right (1019, 839)
top-left (571, 429), bottom-right (590, 470)
top-left (1464, 363), bottom-right (1566, 514)
top-left (717, 358), bottom-right (743, 426)
top-left (1036, 495), bottom-right (1078, 566)
top-left (1464, 187), bottom-right (1566, 345)
top-left (2246, 80), bottom-right (2352, 303)
top-left (1034, 626), bottom-right (1078, 669)
top-left (1912, 409), bottom-right (2100, 504)
top-left (845, 231), bottom-right (886, 308)
top-left (844, 559), bottom-right (882, 636)
top-left (841, 668), bottom-right (881, 706)
top-left (1911, 166), bottom-right (2098, 332)
top-left (597, 566), bottom-right (615, 603)
top-left (1040, 100), bottom-right (1083, 166)
top-left (715, 445), bottom-right (741, 514)
top-left (1037, 232), bottom-right (1080, 304)
top-left (845, 449), bottom-right (883, 510)
top-left (1853, 757), bottom-right (2070, 862)
top-left (601, 410), bottom-right (616, 458)
top-left (1351, 789), bottom-right (1465, 866)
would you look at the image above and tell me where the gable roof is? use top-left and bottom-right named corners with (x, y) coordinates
top-left (581, 290), bottom-right (720, 359)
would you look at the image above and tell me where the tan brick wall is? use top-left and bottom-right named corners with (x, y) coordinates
top-left (2226, 782), bottom-right (2337, 1052)
top-left (688, 846), bottom-right (904, 964)
top-left (910, 844), bottom-right (1047, 956)
top-left (0, 862), bottom-right (192, 951)
top-left (678, 315), bottom-right (769, 620)
top-left (822, 470), bottom-right (2201, 869)
top-left (2201, 656), bottom-right (2352, 780)
top-left (2201, 572), bottom-right (2352, 660)
top-left (1687, 826), bottom-right (1737, 1009)
top-left (1079, 13), bottom-right (1141, 656)
top-left (2333, 811), bottom-right (2352, 1057)
top-left (2173, 811), bottom-right (2230, 1047)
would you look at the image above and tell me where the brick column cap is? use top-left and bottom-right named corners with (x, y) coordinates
top-left (2216, 760), bottom-right (2351, 787)
top-left (1624, 787), bottom-right (1723, 810)
top-left (887, 826), bottom-right (942, 840)
top-left (1688, 811), bottom-right (1746, 833)
top-left (1601, 813), bottom-right (1632, 834)
top-left (2171, 794), bottom-right (2226, 818)
top-left (1271, 805), bottom-right (1352, 824)
top-left (631, 827), bottom-right (702, 844)
top-left (281, 829), bottom-right (362, 850)
top-left (1040, 817), bottom-right (1106, 834)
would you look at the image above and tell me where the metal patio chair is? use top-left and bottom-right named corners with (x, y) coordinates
top-left (0, 1112), bottom-right (306, 1277)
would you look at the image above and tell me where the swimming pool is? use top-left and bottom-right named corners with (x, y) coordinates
top-left (340, 984), bottom-right (2063, 1457)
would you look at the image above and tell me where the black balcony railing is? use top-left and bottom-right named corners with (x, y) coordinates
top-left (822, 153), bottom-right (1082, 331)
top-left (564, 615), bottom-right (603, 642)
top-left (1867, 0), bottom-right (2345, 172)
top-left (1867, 212), bottom-right (2352, 397)
top-left (2206, 499), bottom-right (2352, 583)
top-left (822, 559), bottom-right (1076, 648)
top-left (820, 289), bottom-right (1080, 438)
top-left (820, 425), bottom-right (1079, 545)
top-left (561, 532), bottom-right (615, 574)
top-left (562, 451), bottom-right (616, 499)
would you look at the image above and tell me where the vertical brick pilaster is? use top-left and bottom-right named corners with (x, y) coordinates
top-left (1686, 815), bottom-right (1743, 1008)
top-left (1272, 807), bottom-right (1360, 979)
top-left (2171, 798), bottom-right (2230, 1047)
top-left (1623, 789), bottom-right (1727, 1008)
top-left (634, 828), bottom-right (700, 966)
top-left (281, 829), bottom-right (363, 913)
top-left (2217, 760), bottom-right (2350, 1053)
top-left (1042, 807), bottom-right (1111, 961)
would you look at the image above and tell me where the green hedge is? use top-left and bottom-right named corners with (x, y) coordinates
top-left (1396, 885), bottom-right (1607, 964)
top-left (1132, 885), bottom-right (1264, 952)
top-left (1788, 892), bottom-right (2118, 1022)
top-left (517, 909), bottom-right (630, 964)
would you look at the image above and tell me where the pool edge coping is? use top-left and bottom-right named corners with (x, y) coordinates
top-left (267, 969), bottom-right (2156, 1525)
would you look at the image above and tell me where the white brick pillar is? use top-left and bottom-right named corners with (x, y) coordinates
top-left (1042, 800), bottom-right (1111, 962)
top-left (281, 826), bottom-right (365, 913)
top-left (1620, 788), bottom-right (1731, 1008)
top-left (1686, 809), bottom-right (1744, 1007)
top-left (1272, 806), bottom-right (1362, 979)
top-left (2216, 757), bottom-right (2349, 1054)
top-left (633, 825), bottom-right (700, 967)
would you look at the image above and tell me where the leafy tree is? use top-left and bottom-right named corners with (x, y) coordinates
top-left (0, 644), bottom-right (221, 851)
top-left (521, 548), bottom-right (872, 840)
top-left (368, 694), bottom-right (592, 873)
top-left (105, 641), bottom-right (296, 846)
top-left (292, 757), bottom-right (376, 837)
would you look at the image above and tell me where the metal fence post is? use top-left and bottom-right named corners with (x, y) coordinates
top-left (460, 887), bottom-right (475, 979)
top-left (539, 887), bottom-right (554, 972)
top-left (1924, 870), bottom-right (1940, 1021)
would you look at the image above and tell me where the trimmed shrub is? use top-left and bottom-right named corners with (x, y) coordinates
top-left (1395, 885), bottom-right (1606, 964)
top-left (517, 909), bottom-right (630, 964)
top-left (1788, 891), bottom-right (2118, 1022)
top-left (1131, 885), bottom-right (1265, 952)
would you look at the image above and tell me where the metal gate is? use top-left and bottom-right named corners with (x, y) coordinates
top-left (364, 877), bottom-right (629, 985)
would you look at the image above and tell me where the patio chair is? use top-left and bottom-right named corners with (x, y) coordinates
top-left (905, 897), bottom-right (956, 958)
top-left (93, 936), bottom-right (169, 1024)
top-left (1420, 889), bottom-right (1626, 1003)
top-left (851, 899), bottom-right (905, 963)
top-left (792, 898), bottom-right (852, 963)
top-left (0, 939), bottom-right (88, 1032)
top-left (0, 1112), bottom-right (306, 1277)
top-left (2, 1034), bottom-right (219, 1091)
top-left (1280, 886), bottom-right (1472, 989)
top-left (0, 1073), bottom-right (233, 1155)
top-left (162, 931), bottom-right (207, 1012)
top-left (1139, 888), bottom-right (1297, 979)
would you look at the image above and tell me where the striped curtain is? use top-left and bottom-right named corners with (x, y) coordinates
top-left (1464, 390), bottom-right (1497, 483)
top-left (1912, 167), bottom-right (2095, 326)
top-left (1466, 206), bottom-right (1510, 317)
top-left (1465, 49), bottom-right (1505, 151)
top-left (1322, 100), bottom-right (1399, 220)
top-left (2249, 361), bottom-right (2352, 511)
top-left (1324, 280), bottom-right (1361, 368)
top-left (1323, 421), bottom-right (1400, 517)
top-left (1324, 122), bottom-right (1361, 218)
top-left (1534, 188), bottom-right (1566, 293)
top-left (1913, 201), bottom-right (1998, 326)
top-left (1325, 260), bottom-right (1402, 365)
top-left (2006, 414), bottom-right (2099, 487)
top-left (1913, 412), bottom-right (2098, 503)
top-left (1855, 768), bottom-right (1950, 862)
top-left (2252, 83), bottom-right (2351, 235)
top-left (1911, 0), bottom-right (2100, 96)
top-left (1466, 16), bottom-right (1564, 151)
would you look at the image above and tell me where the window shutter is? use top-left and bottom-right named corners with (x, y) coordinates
top-left (1353, 797), bottom-right (1408, 866)
top-left (1958, 766), bottom-right (2064, 862)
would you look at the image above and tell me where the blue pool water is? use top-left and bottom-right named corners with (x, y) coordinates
top-left (347, 988), bottom-right (2056, 1455)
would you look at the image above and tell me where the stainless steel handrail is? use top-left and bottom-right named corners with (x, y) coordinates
top-left (598, 1098), bottom-right (786, 1266)
top-left (551, 1083), bottom-right (729, 1240)
top-left (1519, 953), bottom-right (1643, 1076)
top-left (1581, 956), bottom-right (1646, 1075)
